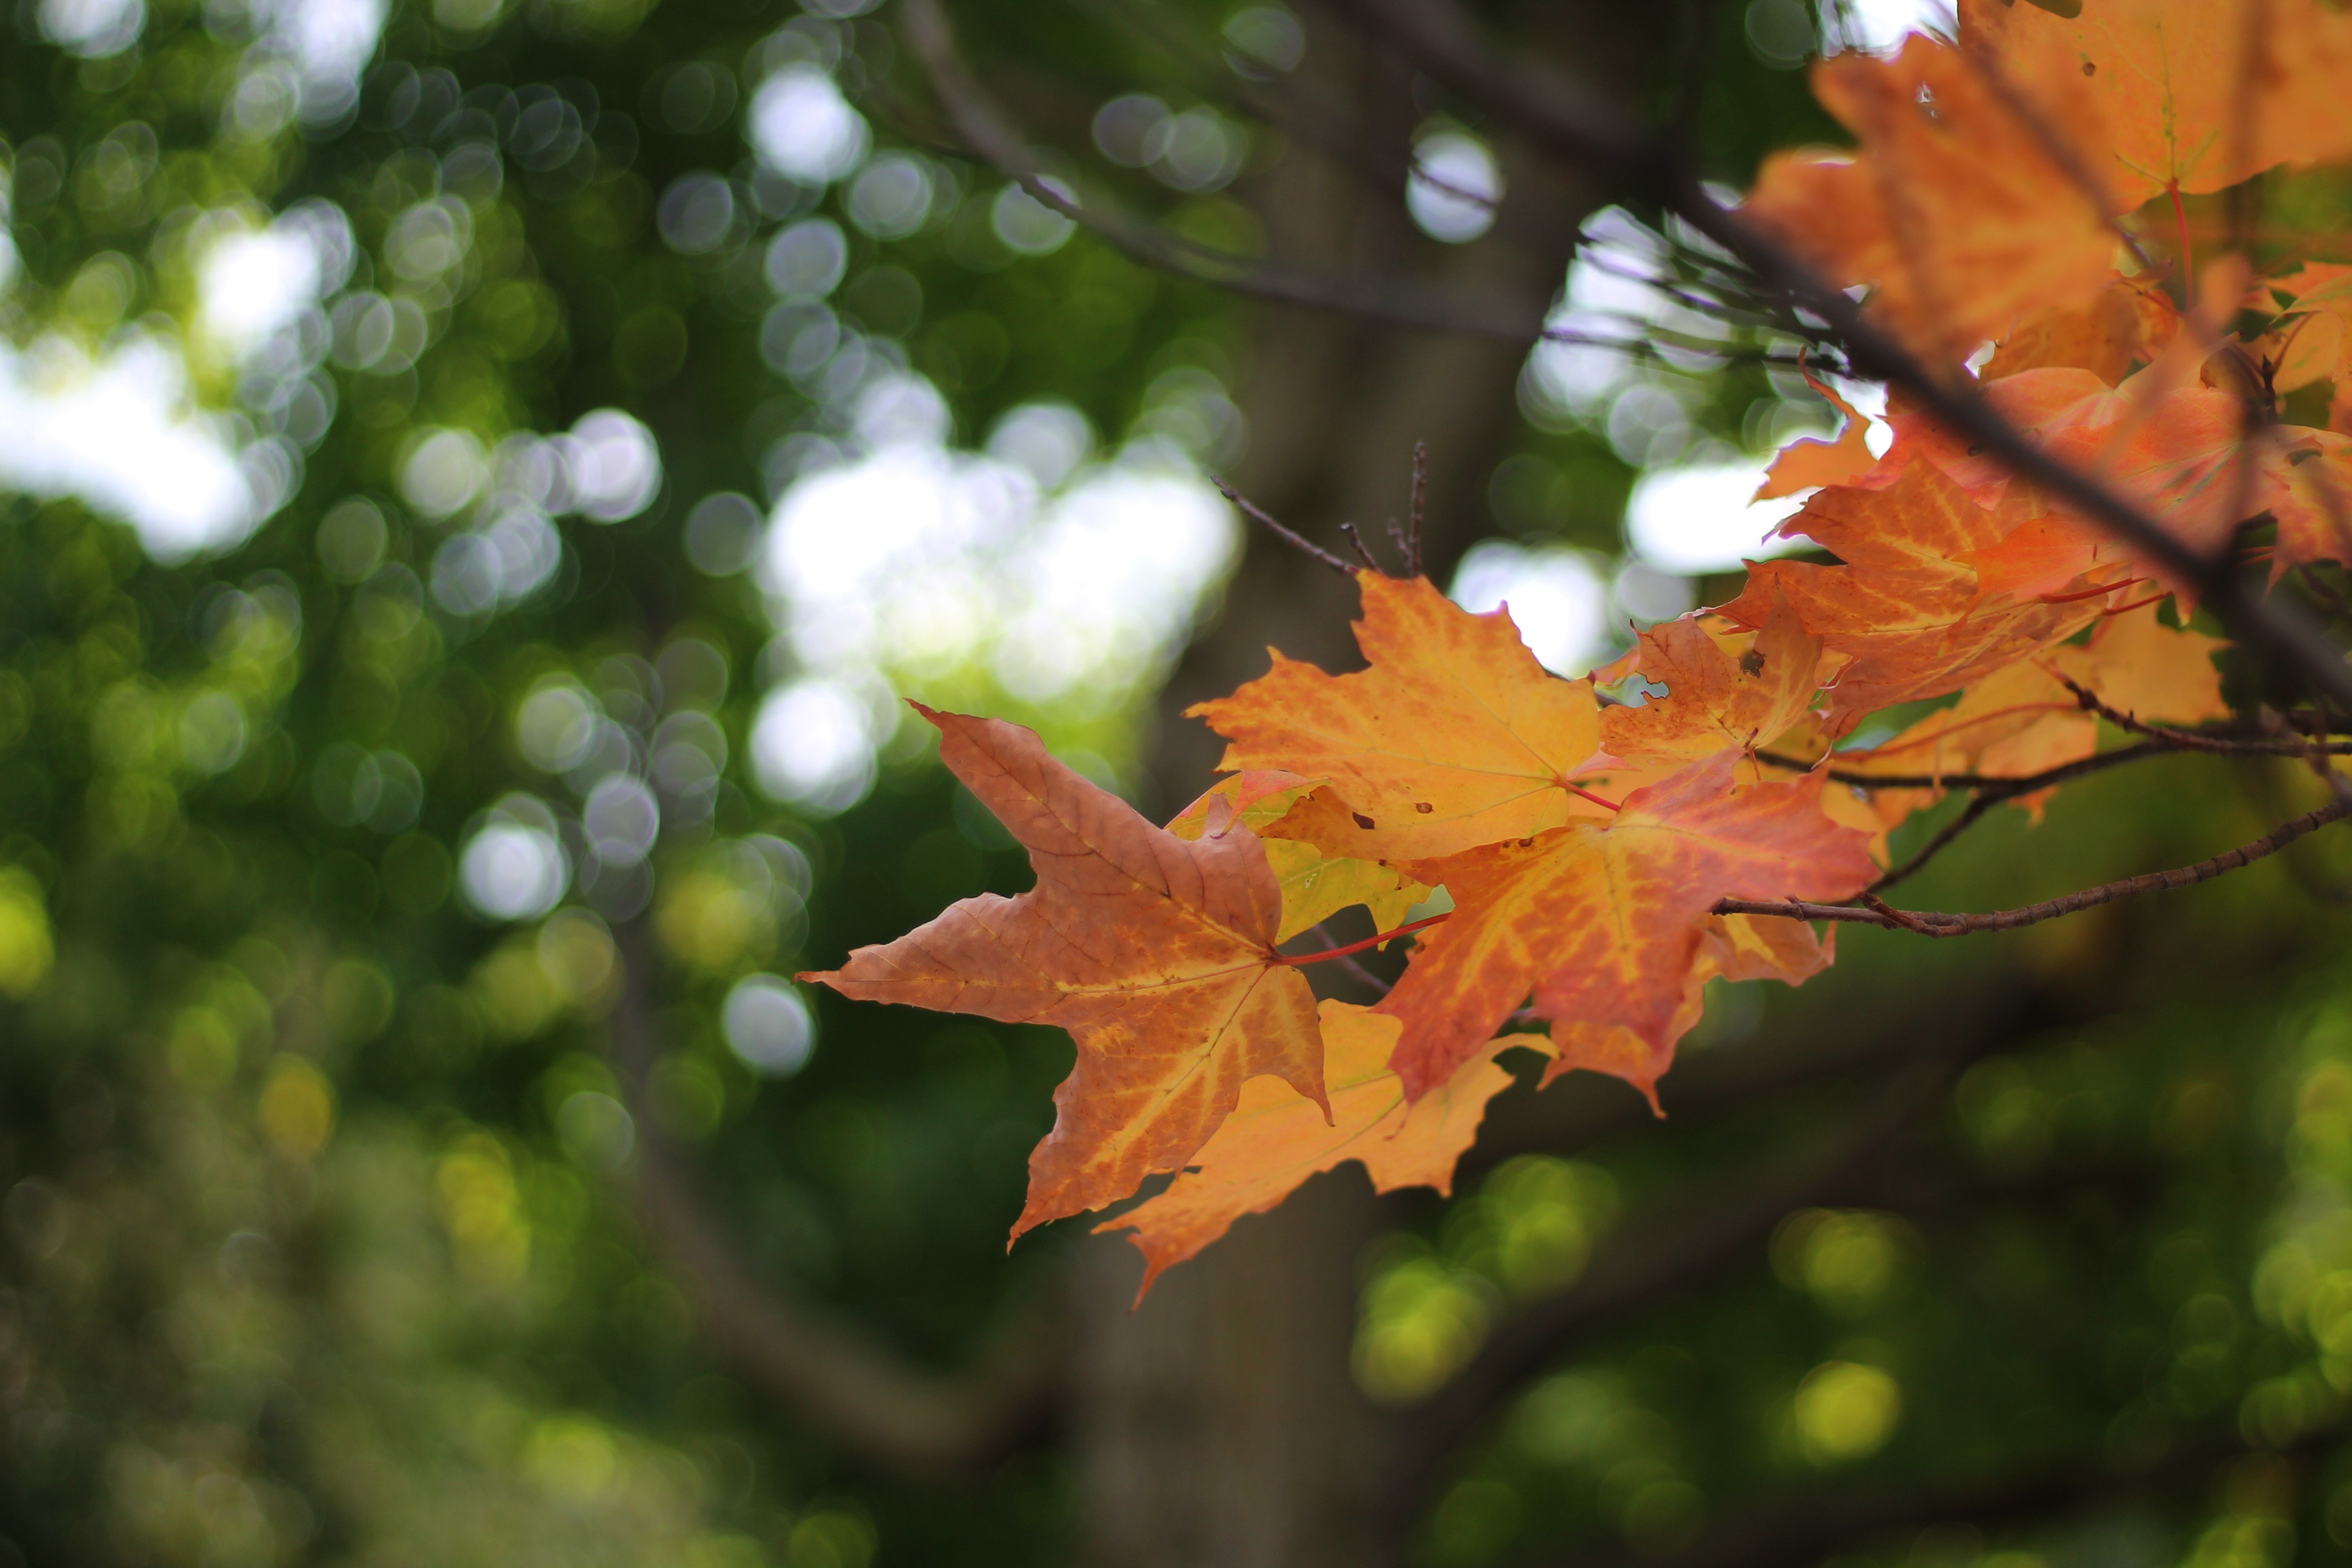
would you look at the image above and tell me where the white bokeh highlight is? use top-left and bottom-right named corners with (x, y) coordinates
top-left (753, 377), bottom-right (1238, 815)
top-left (459, 802), bottom-right (571, 922)
top-left (723, 974), bottom-right (816, 1076)
top-left (1449, 541), bottom-right (1610, 677)
top-left (1625, 462), bottom-right (1812, 575)
top-left (1408, 131), bottom-right (1501, 244)
top-left (750, 66), bottom-right (870, 184)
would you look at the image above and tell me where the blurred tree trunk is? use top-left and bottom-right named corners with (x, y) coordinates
top-left (1077, 7), bottom-right (1651, 1562)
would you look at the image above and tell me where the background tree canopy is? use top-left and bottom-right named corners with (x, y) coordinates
top-left (6, 1), bottom-right (2352, 1566)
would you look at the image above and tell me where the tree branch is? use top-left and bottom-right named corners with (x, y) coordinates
top-left (1514, 1419), bottom-right (2351, 1568)
top-left (899, 0), bottom-right (1550, 342)
top-left (1755, 739), bottom-right (2177, 793)
top-left (1325, 0), bottom-right (2352, 715)
top-left (1717, 795), bottom-right (2351, 936)
top-left (606, 925), bottom-right (1062, 1477)
top-left (1396, 1050), bottom-right (1964, 1496)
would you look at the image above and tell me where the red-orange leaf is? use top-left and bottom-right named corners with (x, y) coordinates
top-left (1964, 0), bottom-right (2352, 205)
top-left (798, 706), bottom-right (1327, 1243)
top-left (1600, 596), bottom-right (1830, 768)
top-left (1101, 1002), bottom-right (1547, 1301)
top-left (1718, 459), bottom-right (2106, 730)
top-left (1544, 913), bottom-right (1834, 1107)
top-left (1744, 35), bottom-right (2117, 359)
top-left (1755, 377), bottom-right (1879, 500)
top-left (1376, 751), bottom-right (1877, 1104)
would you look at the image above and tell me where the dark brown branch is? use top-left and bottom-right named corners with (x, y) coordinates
top-left (1868, 793), bottom-right (1996, 894)
top-left (1329, 0), bottom-right (2352, 715)
top-left (1717, 795), bottom-right (2352, 937)
top-left (1517, 1419), bottom-right (2351, 1568)
top-left (1339, 521), bottom-right (1384, 573)
top-left (1211, 475), bottom-right (1356, 576)
top-left (1398, 1050), bottom-right (1963, 1495)
top-left (606, 925), bottom-right (1061, 1477)
top-left (899, 0), bottom-right (1550, 343)
top-left (1754, 739), bottom-right (2176, 793)
top-left (2052, 671), bottom-right (2352, 757)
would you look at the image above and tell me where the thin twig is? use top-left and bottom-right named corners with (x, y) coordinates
top-left (1869, 794), bottom-right (1997, 895)
top-left (1408, 441), bottom-right (1428, 578)
top-left (1339, 521), bottom-right (1384, 573)
top-left (1210, 476), bottom-right (1355, 576)
top-left (1754, 739), bottom-right (2174, 793)
top-left (1716, 796), bottom-right (2352, 936)
top-left (2051, 672), bottom-right (2312, 754)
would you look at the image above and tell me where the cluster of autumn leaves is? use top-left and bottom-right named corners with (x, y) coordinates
top-left (805, 0), bottom-right (2352, 1295)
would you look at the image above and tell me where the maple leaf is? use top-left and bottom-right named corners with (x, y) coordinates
top-left (2271, 428), bottom-right (2352, 571)
top-left (1376, 750), bottom-right (1877, 1104)
top-left (1744, 34), bottom-right (2117, 358)
top-left (2263, 264), bottom-right (2352, 403)
top-left (1190, 570), bottom-right (1610, 861)
top-left (1167, 772), bottom-right (1430, 942)
top-left (1833, 603), bottom-right (2230, 827)
top-left (2049, 599), bottom-right (2231, 725)
top-left (1868, 364), bottom-right (2290, 596)
top-left (1756, 375), bottom-right (1880, 500)
top-left (1963, 0), bottom-right (2352, 206)
top-left (1544, 913), bottom-right (1834, 1107)
top-left (1834, 662), bottom-right (2098, 829)
top-left (1981, 274), bottom-right (2181, 385)
top-left (1719, 459), bottom-right (2107, 729)
top-left (798, 706), bottom-right (1327, 1242)
top-left (1100, 1003), bottom-right (1547, 1301)
top-left (1600, 597), bottom-right (1830, 769)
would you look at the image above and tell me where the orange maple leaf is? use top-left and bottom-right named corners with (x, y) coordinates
top-left (1744, 34), bottom-right (2117, 358)
top-left (1166, 772), bottom-right (1430, 943)
top-left (1600, 597), bottom-right (1830, 769)
top-left (1100, 1003), bottom-right (1547, 1301)
top-left (1719, 459), bottom-right (2107, 729)
top-left (1376, 750), bottom-right (1877, 1106)
top-left (1982, 274), bottom-right (2181, 386)
top-left (1964, 0), bottom-right (2352, 206)
top-left (2270, 428), bottom-right (2352, 571)
top-left (1831, 602), bottom-right (2230, 828)
top-left (1755, 376), bottom-right (1880, 500)
top-left (1545, 912), bottom-right (1835, 1107)
top-left (799, 706), bottom-right (1329, 1243)
top-left (1190, 571), bottom-right (1610, 861)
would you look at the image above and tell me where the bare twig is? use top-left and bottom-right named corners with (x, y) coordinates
top-left (1754, 739), bottom-right (2176, 793)
top-left (1339, 521), bottom-right (1384, 573)
top-left (1211, 475), bottom-right (1356, 576)
top-left (1408, 440), bottom-right (1428, 578)
top-left (2052, 671), bottom-right (2267, 752)
top-left (1716, 795), bottom-right (2352, 935)
top-left (1868, 793), bottom-right (1997, 894)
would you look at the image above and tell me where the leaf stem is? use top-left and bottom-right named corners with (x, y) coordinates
top-left (1275, 911), bottom-right (1452, 965)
